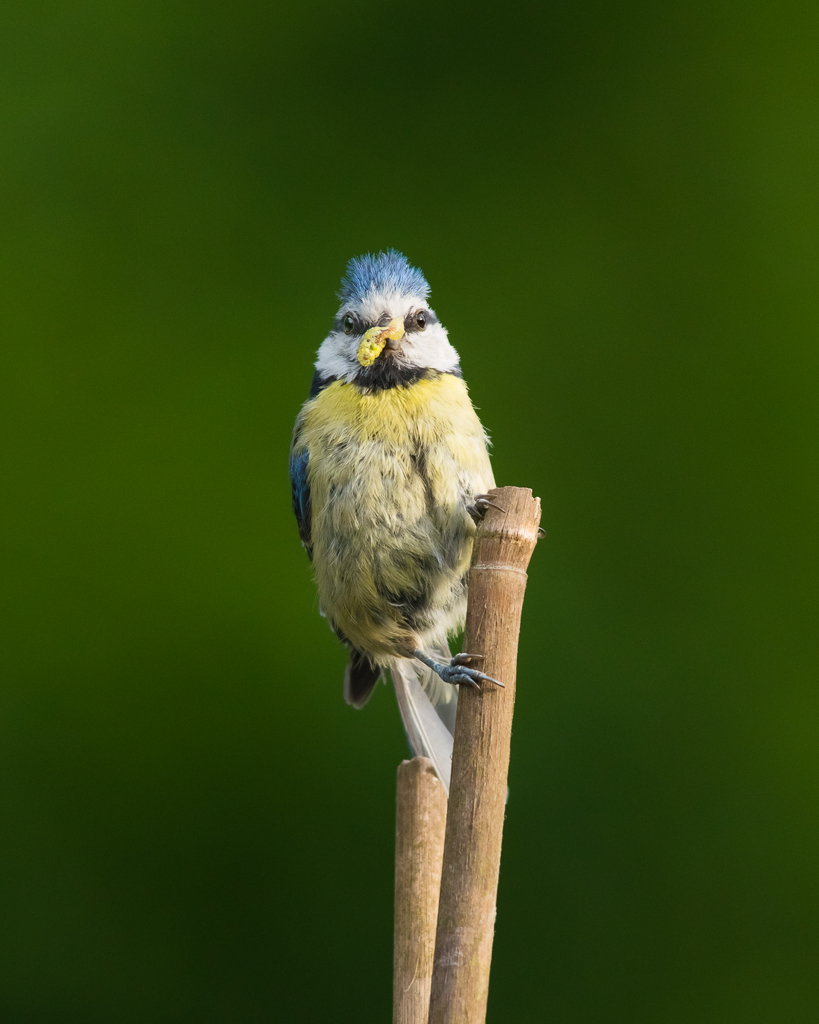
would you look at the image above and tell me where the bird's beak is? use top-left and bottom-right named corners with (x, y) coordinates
top-left (356, 317), bottom-right (405, 367)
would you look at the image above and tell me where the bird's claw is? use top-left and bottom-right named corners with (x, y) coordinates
top-left (467, 494), bottom-right (506, 524)
top-left (440, 658), bottom-right (504, 690)
top-left (412, 648), bottom-right (504, 691)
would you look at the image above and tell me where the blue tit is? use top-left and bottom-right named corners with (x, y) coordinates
top-left (290, 250), bottom-right (499, 792)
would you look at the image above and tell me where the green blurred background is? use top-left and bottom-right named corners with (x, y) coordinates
top-left (2, 1), bottom-right (817, 1020)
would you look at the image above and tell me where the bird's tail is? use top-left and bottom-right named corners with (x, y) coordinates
top-left (390, 645), bottom-right (458, 795)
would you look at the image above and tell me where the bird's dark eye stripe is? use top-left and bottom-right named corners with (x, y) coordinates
top-left (334, 309), bottom-right (437, 335)
top-left (404, 309), bottom-right (437, 333)
top-left (334, 313), bottom-right (373, 335)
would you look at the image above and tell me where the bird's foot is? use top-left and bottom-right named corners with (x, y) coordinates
top-left (467, 494), bottom-right (506, 524)
top-left (412, 649), bottom-right (504, 691)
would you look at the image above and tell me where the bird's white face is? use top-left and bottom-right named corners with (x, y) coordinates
top-left (314, 287), bottom-right (461, 383)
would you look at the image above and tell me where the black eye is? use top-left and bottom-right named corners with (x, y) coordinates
top-left (343, 313), bottom-right (355, 335)
top-left (415, 310), bottom-right (427, 330)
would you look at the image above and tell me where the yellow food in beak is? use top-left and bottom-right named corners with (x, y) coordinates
top-left (356, 317), bottom-right (405, 367)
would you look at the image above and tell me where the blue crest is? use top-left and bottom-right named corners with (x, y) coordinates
top-left (337, 250), bottom-right (430, 305)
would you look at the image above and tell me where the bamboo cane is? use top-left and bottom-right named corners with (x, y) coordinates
top-left (393, 757), bottom-right (448, 1024)
top-left (427, 486), bottom-right (541, 1024)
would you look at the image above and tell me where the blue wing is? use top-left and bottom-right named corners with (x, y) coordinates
top-left (289, 444), bottom-right (312, 560)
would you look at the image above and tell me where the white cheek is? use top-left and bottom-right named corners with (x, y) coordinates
top-left (314, 332), bottom-right (358, 379)
top-left (404, 324), bottom-right (461, 373)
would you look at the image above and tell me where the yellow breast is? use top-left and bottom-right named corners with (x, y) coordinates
top-left (302, 372), bottom-right (487, 456)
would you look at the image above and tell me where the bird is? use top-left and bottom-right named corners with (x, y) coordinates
top-left (289, 250), bottom-right (500, 792)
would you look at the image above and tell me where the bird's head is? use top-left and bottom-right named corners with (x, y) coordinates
top-left (313, 251), bottom-right (461, 386)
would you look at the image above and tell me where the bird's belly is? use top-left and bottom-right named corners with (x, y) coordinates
top-left (310, 440), bottom-right (477, 658)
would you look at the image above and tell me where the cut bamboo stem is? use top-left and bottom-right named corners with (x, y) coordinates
top-left (393, 756), bottom-right (448, 1024)
top-left (427, 486), bottom-right (541, 1024)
